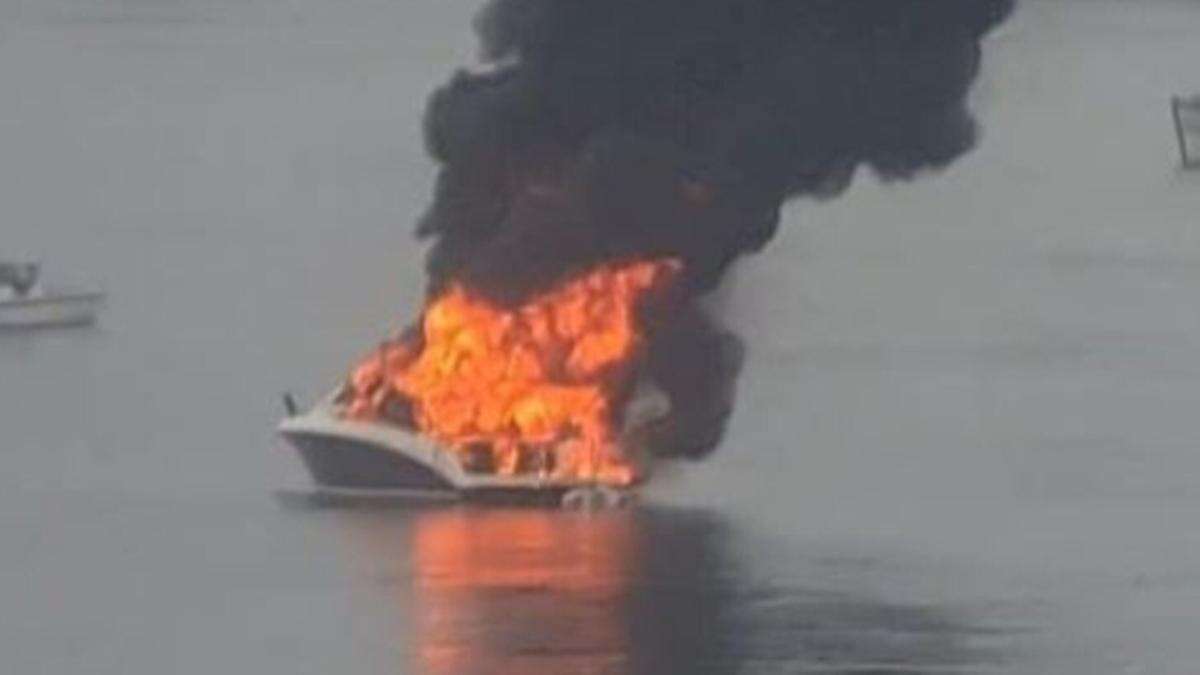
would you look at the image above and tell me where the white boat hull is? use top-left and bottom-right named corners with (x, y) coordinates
top-left (0, 292), bottom-right (103, 328)
top-left (278, 387), bottom-right (668, 504)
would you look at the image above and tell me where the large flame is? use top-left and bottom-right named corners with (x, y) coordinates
top-left (342, 258), bottom-right (681, 485)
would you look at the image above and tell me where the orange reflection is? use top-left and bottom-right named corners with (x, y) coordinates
top-left (410, 510), bottom-right (637, 675)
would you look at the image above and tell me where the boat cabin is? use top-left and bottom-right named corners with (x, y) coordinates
top-left (0, 262), bottom-right (41, 300)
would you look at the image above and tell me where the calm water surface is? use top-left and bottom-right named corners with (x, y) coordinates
top-left (4, 0), bottom-right (1200, 672)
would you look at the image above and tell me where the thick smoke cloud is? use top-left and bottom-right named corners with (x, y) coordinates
top-left (414, 0), bottom-right (1013, 458)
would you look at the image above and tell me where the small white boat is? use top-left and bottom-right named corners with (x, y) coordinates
top-left (0, 262), bottom-right (104, 329)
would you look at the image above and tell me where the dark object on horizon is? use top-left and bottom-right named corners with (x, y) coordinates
top-left (1173, 95), bottom-right (1200, 169)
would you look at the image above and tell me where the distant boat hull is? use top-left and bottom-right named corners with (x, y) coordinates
top-left (0, 291), bottom-right (103, 329)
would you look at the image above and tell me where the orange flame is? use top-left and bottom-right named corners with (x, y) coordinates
top-left (342, 258), bottom-right (681, 485)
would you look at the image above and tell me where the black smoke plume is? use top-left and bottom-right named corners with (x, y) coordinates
top-left (414, 0), bottom-right (1014, 458)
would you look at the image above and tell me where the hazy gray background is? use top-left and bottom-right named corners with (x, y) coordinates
top-left (3, 0), bottom-right (1200, 672)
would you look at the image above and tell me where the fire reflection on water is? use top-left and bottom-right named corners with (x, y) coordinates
top-left (325, 505), bottom-right (1020, 675)
top-left (411, 510), bottom-right (637, 675)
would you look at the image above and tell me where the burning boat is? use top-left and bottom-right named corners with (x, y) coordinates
top-left (277, 0), bottom-right (1014, 504)
top-left (279, 259), bottom-right (677, 503)
top-left (279, 380), bottom-right (670, 503)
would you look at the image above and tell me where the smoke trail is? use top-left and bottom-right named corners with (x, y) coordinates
top-left (414, 0), bottom-right (1014, 458)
